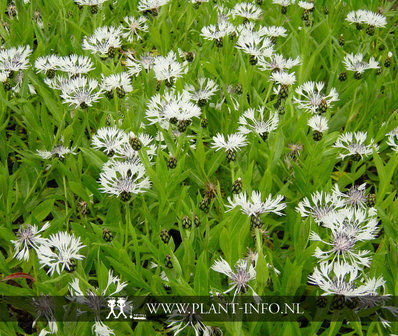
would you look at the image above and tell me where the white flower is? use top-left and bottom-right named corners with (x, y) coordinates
top-left (235, 31), bottom-right (273, 60)
top-left (211, 257), bottom-right (259, 301)
top-left (153, 51), bottom-right (187, 84)
top-left (185, 77), bottom-right (219, 106)
top-left (92, 127), bottom-right (129, 155)
top-left (32, 295), bottom-right (58, 336)
top-left (163, 90), bottom-right (201, 126)
top-left (232, 2), bottom-right (262, 20)
top-left (309, 261), bottom-right (385, 296)
top-left (298, 1), bottom-right (314, 10)
top-left (34, 55), bottom-right (60, 75)
top-left (57, 54), bottom-right (95, 77)
top-left (332, 183), bottom-right (369, 209)
top-left (92, 321), bottom-right (115, 336)
top-left (308, 115), bottom-right (329, 133)
top-left (334, 131), bottom-right (379, 160)
top-left (126, 53), bottom-right (155, 76)
top-left (238, 107), bottom-right (279, 139)
top-left (121, 16), bottom-right (148, 42)
top-left (99, 161), bottom-right (151, 198)
top-left (361, 11), bottom-right (387, 28)
top-left (37, 231), bottom-right (85, 275)
top-left (101, 72), bottom-right (133, 97)
top-left (138, 0), bottom-right (170, 12)
top-left (262, 25), bottom-right (287, 38)
top-left (270, 71), bottom-right (296, 85)
top-left (226, 191), bottom-right (286, 217)
top-left (167, 310), bottom-right (212, 336)
top-left (44, 75), bottom-right (72, 90)
top-left (74, 0), bottom-right (109, 5)
top-left (82, 26), bottom-right (122, 57)
top-left (69, 269), bottom-right (127, 336)
top-left (296, 191), bottom-right (342, 224)
top-left (343, 53), bottom-right (379, 75)
top-left (11, 222), bottom-right (50, 261)
top-left (201, 19), bottom-right (235, 42)
top-left (37, 144), bottom-right (77, 160)
top-left (272, 0), bottom-right (294, 6)
top-left (211, 133), bottom-right (247, 161)
top-left (346, 10), bottom-right (367, 25)
top-left (295, 81), bottom-right (339, 113)
top-left (386, 127), bottom-right (398, 153)
top-left (310, 208), bottom-right (379, 268)
top-left (0, 45), bottom-right (32, 72)
top-left (145, 90), bottom-right (176, 128)
top-left (60, 76), bottom-right (103, 108)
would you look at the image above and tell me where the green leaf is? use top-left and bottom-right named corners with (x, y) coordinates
top-left (31, 199), bottom-right (54, 222)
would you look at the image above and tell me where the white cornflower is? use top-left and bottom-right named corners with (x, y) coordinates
top-left (386, 127), bottom-right (398, 152)
top-left (296, 191), bottom-right (342, 224)
top-left (272, 0), bottom-right (295, 13)
top-left (34, 55), bottom-right (60, 78)
top-left (153, 51), bottom-right (187, 86)
top-left (126, 53), bottom-right (155, 76)
top-left (32, 295), bottom-right (58, 336)
top-left (167, 309), bottom-right (212, 336)
top-left (57, 54), bottom-right (95, 77)
top-left (298, 1), bottom-right (314, 10)
top-left (92, 322), bottom-right (115, 336)
top-left (11, 222), bottom-right (50, 262)
top-left (69, 269), bottom-right (127, 336)
top-left (295, 81), bottom-right (339, 114)
top-left (37, 231), bottom-right (85, 275)
top-left (309, 261), bottom-right (385, 296)
top-left (346, 10), bottom-right (366, 26)
top-left (101, 72), bottom-right (133, 98)
top-left (212, 257), bottom-right (259, 301)
top-left (238, 107), bottom-right (279, 140)
top-left (270, 71), bottom-right (296, 86)
top-left (361, 11), bottom-right (387, 28)
top-left (308, 115), bottom-right (329, 133)
top-left (145, 90), bottom-right (176, 128)
top-left (201, 19), bottom-right (235, 46)
top-left (74, 0), bottom-right (109, 5)
top-left (99, 161), bottom-right (151, 199)
top-left (82, 26), bottom-right (122, 57)
top-left (163, 90), bottom-right (201, 130)
top-left (270, 71), bottom-right (296, 98)
top-left (334, 131), bottom-right (379, 161)
top-left (343, 53), bottom-right (379, 79)
top-left (138, 0), bottom-right (170, 14)
top-left (0, 45), bottom-right (32, 72)
top-left (211, 133), bottom-right (248, 162)
top-left (37, 143), bottom-right (77, 160)
top-left (262, 26), bottom-right (287, 43)
top-left (121, 16), bottom-right (148, 42)
top-left (310, 208), bottom-right (378, 268)
top-left (60, 76), bottom-right (103, 108)
top-left (235, 31), bottom-right (273, 62)
top-left (44, 75), bottom-right (71, 90)
top-left (226, 191), bottom-right (286, 217)
top-left (332, 183), bottom-right (369, 209)
top-left (92, 127), bottom-right (128, 156)
top-left (232, 2), bottom-right (262, 21)
top-left (185, 77), bottom-right (219, 106)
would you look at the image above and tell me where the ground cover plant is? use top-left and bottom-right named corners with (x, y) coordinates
top-left (0, 0), bottom-right (398, 335)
